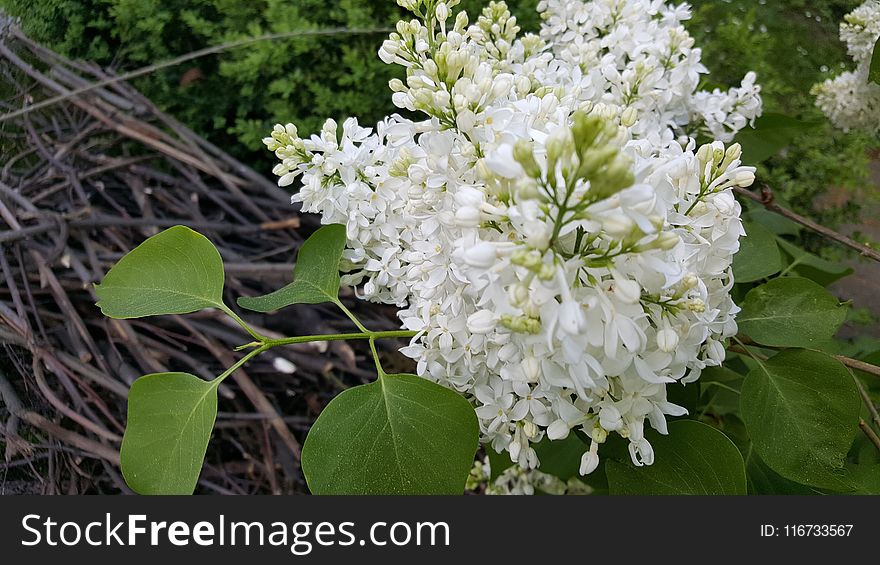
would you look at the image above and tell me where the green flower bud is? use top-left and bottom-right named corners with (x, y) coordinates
top-left (513, 139), bottom-right (542, 178)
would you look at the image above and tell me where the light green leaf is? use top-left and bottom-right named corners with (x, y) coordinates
top-left (870, 37), bottom-right (880, 85)
top-left (733, 221), bottom-right (782, 283)
top-left (302, 373), bottom-right (479, 494)
top-left (737, 277), bottom-right (847, 348)
top-left (121, 372), bottom-right (218, 495)
top-left (95, 226), bottom-right (225, 318)
top-left (606, 420), bottom-right (746, 495)
top-left (735, 112), bottom-right (816, 164)
top-left (740, 349), bottom-right (859, 491)
top-left (238, 224), bottom-right (346, 312)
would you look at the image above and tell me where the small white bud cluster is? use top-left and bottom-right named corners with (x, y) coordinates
top-left (813, 1), bottom-right (880, 134)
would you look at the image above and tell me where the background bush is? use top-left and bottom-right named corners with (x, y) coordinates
top-left (0, 0), bottom-right (540, 162)
top-left (2, 0), bottom-right (877, 242)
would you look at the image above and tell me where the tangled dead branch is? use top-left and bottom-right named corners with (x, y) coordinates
top-left (0, 17), bottom-right (405, 494)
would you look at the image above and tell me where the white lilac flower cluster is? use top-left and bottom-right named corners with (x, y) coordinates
top-left (265, 0), bottom-right (760, 483)
top-left (812, 0), bottom-right (880, 134)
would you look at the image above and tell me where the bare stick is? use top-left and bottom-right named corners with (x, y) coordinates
top-left (859, 419), bottom-right (880, 454)
top-left (735, 185), bottom-right (880, 262)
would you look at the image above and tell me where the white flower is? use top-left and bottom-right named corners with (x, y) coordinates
top-left (813, 1), bottom-right (880, 134)
top-left (266, 0), bottom-right (757, 488)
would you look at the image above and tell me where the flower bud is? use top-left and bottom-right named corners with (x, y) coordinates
top-left (513, 139), bottom-right (542, 178)
top-left (435, 2), bottom-right (449, 22)
top-left (547, 419), bottom-right (570, 440)
top-left (455, 206), bottom-right (481, 227)
top-left (467, 310), bottom-right (496, 334)
top-left (579, 449), bottom-right (600, 475)
top-left (656, 328), bottom-right (679, 352)
top-left (464, 242), bottom-right (497, 268)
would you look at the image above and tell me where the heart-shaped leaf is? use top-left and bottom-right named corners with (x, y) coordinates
top-left (737, 277), bottom-right (847, 348)
top-left (606, 420), bottom-right (746, 495)
top-left (95, 226), bottom-right (225, 318)
top-left (740, 349), bottom-right (860, 490)
top-left (302, 373), bottom-right (479, 494)
top-left (238, 224), bottom-right (347, 312)
top-left (121, 372), bottom-right (218, 495)
top-left (733, 221), bottom-right (782, 283)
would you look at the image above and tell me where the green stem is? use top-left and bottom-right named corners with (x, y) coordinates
top-left (219, 303), bottom-right (267, 342)
top-left (215, 345), bottom-right (268, 385)
top-left (369, 337), bottom-right (386, 378)
top-left (333, 298), bottom-right (370, 333)
top-left (263, 330), bottom-right (417, 348)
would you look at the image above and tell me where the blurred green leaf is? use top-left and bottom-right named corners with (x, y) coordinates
top-left (736, 113), bottom-right (816, 164)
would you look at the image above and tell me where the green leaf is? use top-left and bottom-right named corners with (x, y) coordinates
top-left (740, 349), bottom-right (860, 490)
top-left (747, 452), bottom-right (818, 495)
top-left (776, 239), bottom-right (853, 287)
top-left (301, 373), bottom-right (479, 494)
top-left (733, 222), bottom-right (782, 283)
top-left (486, 447), bottom-right (515, 481)
top-left (847, 464), bottom-right (880, 494)
top-left (121, 372), bottom-right (218, 495)
top-left (533, 433), bottom-right (590, 482)
top-left (737, 277), bottom-right (847, 348)
top-left (95, 226), bottom-right (225, 318)
top-left (699, 365), bottom-right (745, 417)
top-left (745, 208), bottom-right (801, 237)
top-left (870, 37), bottom-right (880, 85)
top-left (605, 420), bottom-right (747, 495)
top-left (238, 224), bottom-right (346, 312)
top-left (735, 112), bottom-right (816, 164)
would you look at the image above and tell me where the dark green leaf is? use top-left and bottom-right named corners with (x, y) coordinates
top-left (606, 420), bottom-right (746, 495)
top-left (699, 365), bottom-right (744, 417)
top-left (733, 221), bottom-right (782, 283)
top-left (486, 447), bottom-right (515, 481)
top-left (238, 224), bottom-right (346, 312)
top-left (776, 239), bottom-right (853, 286)
top-left (870, 37), bottom-right (880, 85)
top-left (736, 112), bottom-right (816, 164)
top-left (740, 349), bottom-right (859, 490)
top-left (847, 464), bottom-right (880, 494)
top-left (121, 372), bottom-right (218, 495)
top-left (302, 373), bottom-right (479, 494)
top-left (746, 208), bottom-right (802, 237)
top-left (737, 277), bottom-right (847, 348)
top-left (95, 226), bottom-right (225, 318)
top-left (533, 433), bottom-right (590, 482)
top-left (747, 452), bottom-right (818, 495)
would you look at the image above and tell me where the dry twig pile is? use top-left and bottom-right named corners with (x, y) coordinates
top-left (0, 17), bottom-right (403, 494)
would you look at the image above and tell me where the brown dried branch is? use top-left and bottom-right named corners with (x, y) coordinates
top-left (735, 184), bottom-right (880, 262)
